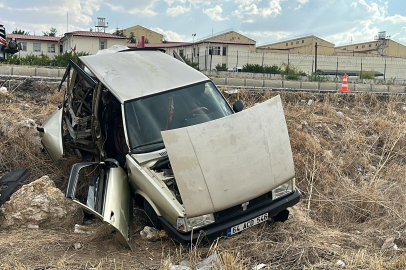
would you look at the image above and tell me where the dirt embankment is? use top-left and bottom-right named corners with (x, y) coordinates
top-left (1, 81), bottom-right (406, 269)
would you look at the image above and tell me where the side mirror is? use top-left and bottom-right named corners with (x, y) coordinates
top-left (233, 100), bottom-right (244, 113)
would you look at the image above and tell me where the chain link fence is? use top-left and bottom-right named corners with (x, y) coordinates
top-left (184, 51), bottom-right (406, 80)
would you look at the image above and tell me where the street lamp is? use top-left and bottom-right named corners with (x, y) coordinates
top-left (192, 33), bottom-right (196, 63)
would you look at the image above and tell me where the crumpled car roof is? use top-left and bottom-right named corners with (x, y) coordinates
top-left (80, 49), bottom-right (208, 103)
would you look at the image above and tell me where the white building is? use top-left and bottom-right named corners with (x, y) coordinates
top-left (7, 34), bottom-right (61, 57)
top-left (128, 39), bottom-right (254, 70)
top-left (60, 31), bottom-right (129, 55)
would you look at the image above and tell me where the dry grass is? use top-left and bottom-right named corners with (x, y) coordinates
top-left (2, 82), bottom-right (406, 269)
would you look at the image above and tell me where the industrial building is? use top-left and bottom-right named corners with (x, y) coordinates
top-left (256, 35), bottom-right (335, 55)
top-left (122, 25), bottom-right (163, 43)
top-left (199, 30), bottom-right (256, 51)
top-left (334, 32), bottom-right (406, 58)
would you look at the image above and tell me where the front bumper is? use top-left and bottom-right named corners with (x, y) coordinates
top-left (159, 187), bottom-right (301, 245)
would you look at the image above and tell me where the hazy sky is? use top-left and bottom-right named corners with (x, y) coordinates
top-left (2, 0), bottom-right (406, 46)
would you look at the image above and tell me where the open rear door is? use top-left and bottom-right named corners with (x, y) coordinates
top-left (37, 106), bottom-right (64, 162)
top-left (66, 159), bottom-right (133, 249)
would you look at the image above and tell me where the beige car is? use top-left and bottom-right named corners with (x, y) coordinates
top-left (38, 46), bottom-right (300, 249)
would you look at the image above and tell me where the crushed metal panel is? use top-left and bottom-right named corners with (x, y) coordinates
top-left (162, 95), bottom-right (295, 217)
top-left (161, 128), bottom-right (215, 217)
top-left (40, 107), bottom-right (64, 162)
top-left (0, 169), bottom-right (30, 207)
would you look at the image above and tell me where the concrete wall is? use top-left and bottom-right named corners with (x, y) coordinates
top-left (0, 66), bottom-right (65, 77)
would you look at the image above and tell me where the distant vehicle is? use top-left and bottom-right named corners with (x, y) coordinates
top-left (228, 66), bottom-right (242, 72)
top-left (38, 45), bottom-right (300, 249)
top-left (0, 22), bottom-right (20, 61)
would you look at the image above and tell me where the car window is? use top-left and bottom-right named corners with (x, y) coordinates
top-left (124, 82), bottom-right (233, 153)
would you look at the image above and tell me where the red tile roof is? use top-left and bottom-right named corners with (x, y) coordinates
top-left (7, 34), bottom-right (61, 42)
top-left (127, 42), bottom-right (191, 48)
top-left (64, 31), bottom-right (128, 39)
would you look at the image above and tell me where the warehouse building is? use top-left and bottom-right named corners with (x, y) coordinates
top-left (122, 25), bottom-right (163, 44)
top-left (256, 35), bottom-right (335, 55)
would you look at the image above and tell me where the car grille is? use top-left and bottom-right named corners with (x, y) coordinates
top-left (213, 190), bottom-right (274, 223)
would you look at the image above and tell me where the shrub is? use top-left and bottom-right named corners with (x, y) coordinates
top-left (4, 51), bottom-right (90, 67)
top-left (241, 63), bottom-right (281, 74)
top-left (360, 70), bottom-right (375, 79)
top-left (215, 63), bottom-right (227, 71)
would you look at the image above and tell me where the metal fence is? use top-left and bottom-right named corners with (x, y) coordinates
top-left (184, 51), bottom-right (406, 80)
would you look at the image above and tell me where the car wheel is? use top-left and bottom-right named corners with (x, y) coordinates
top-left (143, 199), bottom-right (162, 229)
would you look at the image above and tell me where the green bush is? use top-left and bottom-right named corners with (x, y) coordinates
top-left (360, 70), bottom-right (375, 79)
top-left (280, 62), bottom-right (306, 76)
top-left (241, 63), bottom-right (281, 74)
top-left (4, 51), bottom-right (90, 67)
top-left (181, 56), bottom-right (199, 70)
top-left (307, 73), bottom-right (328, 82)
top-left (215, 63), bottom-right (227, 71)
top-left (286, 74), bottom-right (301, 80)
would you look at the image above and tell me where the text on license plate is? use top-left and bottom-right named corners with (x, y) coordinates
top-left (227, 213), bottom-right (268, 236)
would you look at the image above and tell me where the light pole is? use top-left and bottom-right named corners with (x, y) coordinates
top-left (192, 33), bottom-right (196, 63)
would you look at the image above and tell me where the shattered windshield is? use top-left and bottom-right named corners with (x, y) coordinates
top-left (124, 81), bottom-right (233, 154)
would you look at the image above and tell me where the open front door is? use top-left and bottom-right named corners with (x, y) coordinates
top-left (38, 106), bottom-right (64, 162)
top-left (66, 160), bottom-right (133, 249)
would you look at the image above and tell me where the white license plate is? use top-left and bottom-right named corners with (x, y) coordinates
top-left (227, 213), bottom-right (268, 236)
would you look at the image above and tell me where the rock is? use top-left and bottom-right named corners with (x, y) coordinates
top-left (140, 226), bottom-right (167, 242)
top-left (252, 263), bottom-right (267, 270)
top-left (179, 260), bottom-right (191, 267)
top-left (74, 242), bottom-right (82, 249)
top-left (74, 224), bottom-right (95, 234)
top-left (0, 176), bottom-right (83, 229)
top-left (27, 224), bottom-right (39, 229)
top-left (335, 260), bottom-right (345, 267)
top-left (381, 237), bottom-right (397, 250)
top-left (336, 111), bottom-right (344, 118)
top-left (195, 251), bottom-right (221, 270)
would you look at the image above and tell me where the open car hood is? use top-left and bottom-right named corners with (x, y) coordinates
top-left (161, 95), bottom-right (295, 218)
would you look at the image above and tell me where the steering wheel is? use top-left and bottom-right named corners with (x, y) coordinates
top-left (185, 107), bottom-right (209, 119)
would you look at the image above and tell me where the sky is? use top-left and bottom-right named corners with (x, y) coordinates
top-left (2, 0), bottom-right (406, 46)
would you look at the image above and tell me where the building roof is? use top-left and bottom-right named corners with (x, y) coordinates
top-left (200, 30), bottom-right (256, 44)
top-left (196, 39), bottom-right (254, 45)
top-left (63, 31), bottom-right (128, 39)
top-left (127, 42), bottom-right (192, 48)
top-left (7, 34), bottom-right (61, 42)
top-left (257, 35), bottom-right (335, 48)
top-left (127, 39), bottom-right (253, 49)
top-left (79, 49), bottom-right (208, 103)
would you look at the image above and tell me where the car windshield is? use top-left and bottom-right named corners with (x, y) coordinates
top-left (125, 81), bottom-right (233, 154)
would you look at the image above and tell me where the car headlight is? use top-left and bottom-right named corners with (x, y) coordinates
top-left (272, 179), bottom-right (294, 200)
top-left (176, 214), bottom-right (215, 232)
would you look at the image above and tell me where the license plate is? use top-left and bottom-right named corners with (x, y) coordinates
top-left (227, 213), bottom-right (268, 236)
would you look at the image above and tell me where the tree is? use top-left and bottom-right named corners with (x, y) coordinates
top-left (129, 32), bottom-right (136, 43)
top-left (113, 27), bottom-right (124, 37)
top-left (12, 29), bottom-right (29, 35)
top-left (43, 27), bottom-right (57, 37)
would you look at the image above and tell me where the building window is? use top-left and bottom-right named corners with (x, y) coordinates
top-left (356, 46), bottom-right (358, 49)
top-left (179, 49), bottom-right (184, 57)
top-left (222, 46), bottom-right (227, 56)
top-left (20, 42), bottom-right (27, 51)
top-left (211, 46), bottom-right (220, 55)
top-left (48, 44), bottom-right (55, 53)
top-left (291, 42), bottom-right (293, 45)
top-left (33, 43), bottom-right (41, 52)
top-left (361, 45), bottom-right (365, 48)
top-left (286, 43), bottom-right (288, 46)
top-left (369, 44), bottom-right (372, 47)
top-left (296, 41), bottom-right (299, 44)
top-left (376, 43), bottom-right (378, 46)
top-left (100, 41), bottom-right (105, 50)
top-left (60, 44), bottom-right (63, 53)
top-left (302, 40), bottom-right (304, 43)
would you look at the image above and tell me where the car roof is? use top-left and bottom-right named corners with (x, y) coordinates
top-left (80, 48), bottom-right (208, 103)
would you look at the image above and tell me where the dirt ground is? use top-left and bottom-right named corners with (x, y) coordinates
top-left (1, 79), bottom-right (406, 269)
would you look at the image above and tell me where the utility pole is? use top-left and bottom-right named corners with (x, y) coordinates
top-left (192, 33), bottom-right (196, 63)
top-left (314, 42), bottom-right (318, 74)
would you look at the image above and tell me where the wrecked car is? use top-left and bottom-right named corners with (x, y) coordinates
top-left (38, 45), bottom-right (300, 249)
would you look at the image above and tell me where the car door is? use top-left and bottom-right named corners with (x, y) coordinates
top-left (66, 159), bottom-right (133, 249)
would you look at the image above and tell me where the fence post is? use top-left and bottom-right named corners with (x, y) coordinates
top-left (384, 57), bottom-right (387, 81)
top-left (336, 57), bottom-right (338, 80)
top-left (287, 54), bottom-right (290, 74)
top-left (262, 52), bottom-right (264, 68)
top-left (236, 51), bottom-right (239, 71)
top-left (205, 50), bottom-right (207, 71)
top-left (360, 57), bottom-right (363, 79)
